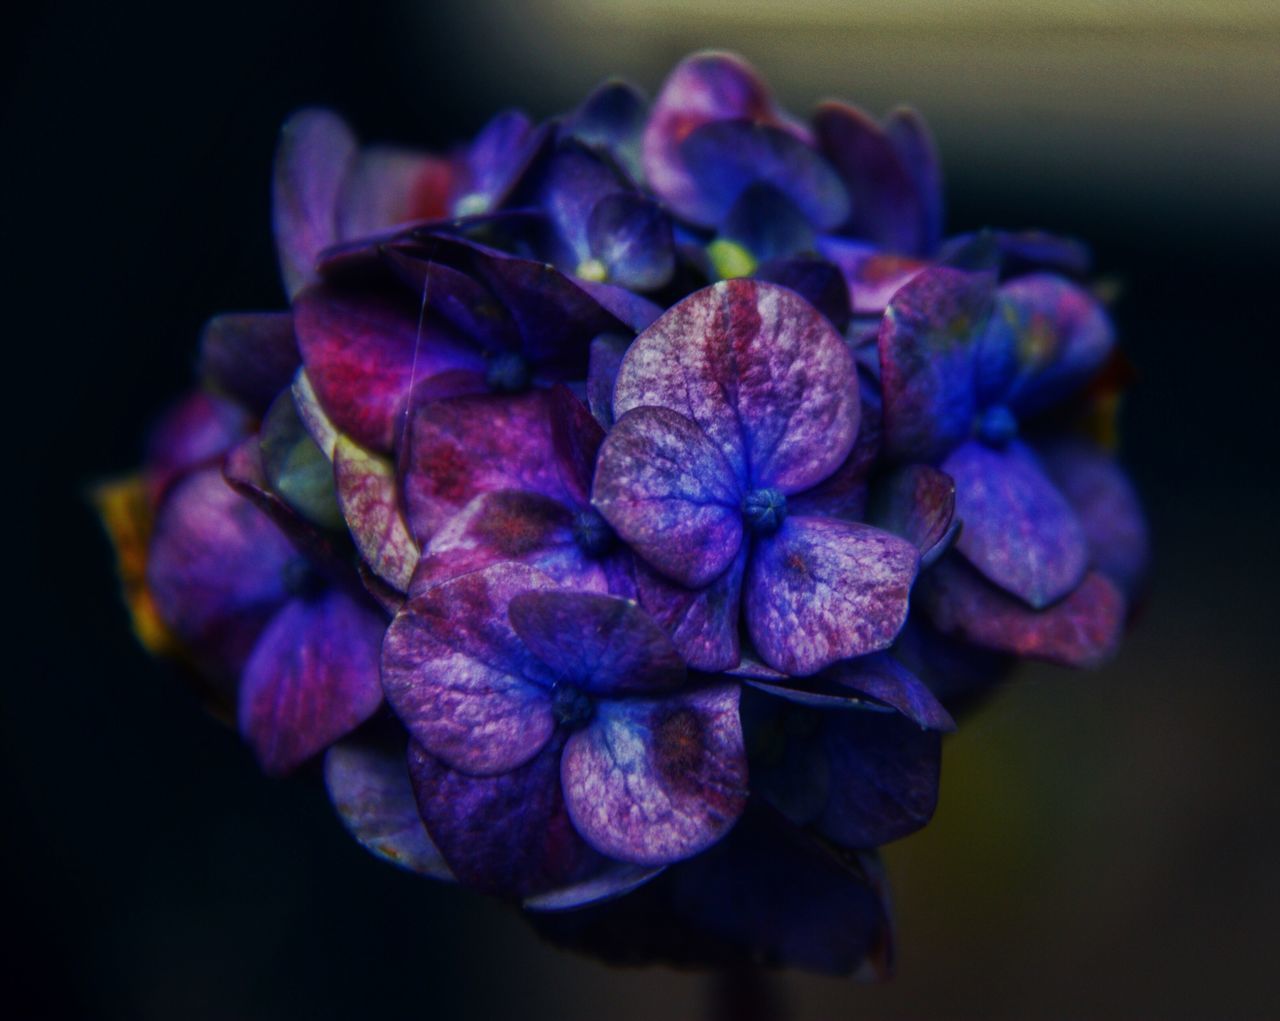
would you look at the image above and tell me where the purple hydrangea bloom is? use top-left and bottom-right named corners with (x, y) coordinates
top-left (97, 48), bottom-right (1149, 977)
top-left (594, 277), bottom-right (920, 675)
top-left (382, 563), bottom-right (747, 892)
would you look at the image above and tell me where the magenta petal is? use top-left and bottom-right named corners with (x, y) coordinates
top-left (592, 406), bottom-right (742, 587)
top-left (324, 736), bottom-right (452, 879)
top-left (509, 591), bottom-right (685, 694)
top-left (408, 736), bottom-right (603, 898)
top-left (614, 279), bottom-right (858, 492)
top-left (238, 590), bottom-right (385, 776)
top-left (198, 312), bottom-right (300, 416)
top-left (642, 51), bottom-right (784, 224)
top-left (634, 551), bottom-right (745, 672)
top-left (146, 467), bottom-right (294, 678)
top-left (747, 516), bottom-right (919, 676)
top-left (403, 390), bottom-right (567, 543)
top-left (334, 436), bottom-right (419, 594)
top-left (293, 279), bottom-right (484, 451)
top-left (381, 564), bottom-right (558, 775)
top-left (868, 463), bottom-right (957, 563)
top-left (818, 237), bottom-right (928, 316)
top-left (945, 439), bottom-right (1088, 608)
top-left (921, 555), bottom-right (1124, 667)
top-left (272, 109), bottom-right (357, 298)
top-left (336, 147), bottom-right (453, 239)
top-left (814, 101), bottom-right (927, 254)
top-left (826, 653), bottom-right (955, 732)
top-left (1038, 439), bottom-right (1149, 600)
top-left (412, 490), bottom-right (608, 594)
top-left (562, 685), bottom-right (747, 865)
top-left (878, 265), bottom-right (995, 461)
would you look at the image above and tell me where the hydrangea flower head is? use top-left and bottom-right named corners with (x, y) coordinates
top-left (96, 49), bottom-right (1148, 976)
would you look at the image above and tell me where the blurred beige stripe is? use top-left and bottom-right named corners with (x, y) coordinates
top-left (420, 0), bottom-right (1279, 227)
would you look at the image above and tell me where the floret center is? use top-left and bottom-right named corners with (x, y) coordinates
top-left (742, 487), bottom-right (787, 535)
top-left (551, 683), bottom-right (595, 728)
top-left (485, 352), bottom-right (532, 393)
top-left (572, 508), bottom-right (616, 558)
top-left (977, 404), bottom-right (1018, 446)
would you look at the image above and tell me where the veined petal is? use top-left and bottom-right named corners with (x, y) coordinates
top-left (825, 653), bottom-right (955, 732)
top-left (634, 550), bottom-right (745, 672)
top-left (562, 685), bottom-right (747, 865)
top-left (509, 591), bottom-right (685, 695)
top-left (945, 439), bottom-right (1087, 608)
top-left (921, 554), bottom-right (1124, 668)
top-left (334, 436), bottom-right (419, 594)
top-left (382, 564), bottom-right (559, 775)
top-left (409, 736), bottom-right (602, 898)
top-left (878, 266), bottom-right (995, 462)
top-left (614, 279), bottom-right (858, 492)
top-left (867, 463), bottom-right (957, 565)
top-left (592, 406), bottom-right (742, 588)
top-left (747, 516), bottom-right (918, 676)
top-left (238, 589), bottom-right (385, 776)
top-left (324, 734), bottom-right (452, 879)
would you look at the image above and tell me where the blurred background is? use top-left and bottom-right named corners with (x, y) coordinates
top-left (6, 1), bottom-right (1278, 1017)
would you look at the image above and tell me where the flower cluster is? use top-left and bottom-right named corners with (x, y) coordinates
top-left (98, 52), bottom-right (1147, 974)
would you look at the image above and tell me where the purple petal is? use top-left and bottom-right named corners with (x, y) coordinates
top-left (290, 369), bottom-right (340, 459)
top-left (992, 274), bottom-right (1115, 415)
top-left (561, 685), bottom-right (747, 865)
top-left (509, 591), bottom-right (685, 694)
top-left (198, 312), bottom-right (300, 416)
top-left (336, 147), bottom-right (453, 238)
top-left (144, 391), bottom-right (250, 505)
top-left (403, 390), bottom-right (569, 543)
top-left (540, 143), bottom-right (626, 263)
top-left (412, 490), bottom-right (608, 594)
top-left (814, 101), bottom-right (928, 254)
top-left (884, 106), bottom-right (944, 254)
top-left (634, 550), bottom-right (745, 672)
top-left (409, 736), bottom-right (603, 898)
top-left (614, 279), bottom-right (858, 492)
top-left (878, 265), bottom-right (995, 461)
top-left (753, 256), bottom-right (851, 333)
top-left (381, 563), bottom-right (558, 774)
top-left (452, 110), bottom-right (543, 217)
top-left (642, 51), bottom-right (786, 223)
top-left (272, 109), bottom-right (357, 298)
top-left (825, 653), bottom-right (955, 732)
top-left (1038, 439), bottom-right (1149, 600)
top-left (747, 516), bottom-right (918, 676)
top-left (573, 279), bottom-right (662, 333)
top-left (819, 710), bottom-right (941, 848)
top-left (587, 192), bottom-right (675, 292)
top-left (146, 467), bottom-right (294, 680)
top-left (867, 463), bottom-right (956, 564)
top-left (818, 237), bottom-right (928, 316)
top-left (586, 333), bottom-right (630, 428)
top-left (293, 278), bottom-right (484, 451)
top-left (721, 184), bottom-right (816, 263)
top-left (238, 589), bottom-right (385, 776)
top-left (744, 679), bottom-right (895, 713)
top-left (945, 439), bottom-right (1087, 608)
top-left (524, 861), bottom-right (663, 912)
top-left (562, 79), bottom-right (648, 184)
top-left (548, 385), bottom-right (604, 505)
top-left (920, 554), bottom-right (1125, 668)
top-left (334, 436), bottom-right (419, 594)
top-left (324, 735), bottom-right (452, 879)
top-left (592, 406), bottom-right (742, 588)
top-left (679, 119), bottom-right (849, 230)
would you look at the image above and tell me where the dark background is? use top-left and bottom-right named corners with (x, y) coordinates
top-left (7, 2), bottom-right (1278, 1018)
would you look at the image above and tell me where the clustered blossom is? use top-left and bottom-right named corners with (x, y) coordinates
top-left (98, 51), bottom-right (1147, 974)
